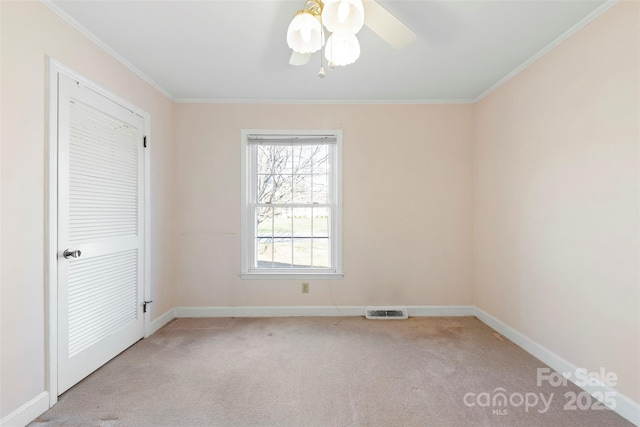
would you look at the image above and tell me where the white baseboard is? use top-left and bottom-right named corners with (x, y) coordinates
top-left (474, 307), bottom-right (640, 426)
top-left (0, 391), bottom-right (49, 427)
top-left (408, 305), bottom-right (475, 316)
top-left (145, 307), bottom-right (176, 337)
top-left (175, 305), bottom-right (365, 317)
top-left (173, 305), bottom-right (475, 318)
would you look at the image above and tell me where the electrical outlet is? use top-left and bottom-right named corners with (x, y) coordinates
top-left (302, 282), bottom-right (309, 294)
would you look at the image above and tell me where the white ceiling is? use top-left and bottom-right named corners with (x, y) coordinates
top-left (47, 0), bottom-right (610, 102)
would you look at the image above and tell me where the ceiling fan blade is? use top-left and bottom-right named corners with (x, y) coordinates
top-left (363, 0), bottom-right (417, 50)
top-left (289, 51), bottom-right (312, 66)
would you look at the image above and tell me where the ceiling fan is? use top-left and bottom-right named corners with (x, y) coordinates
top-left (287, 0), bottom-right (417, 77)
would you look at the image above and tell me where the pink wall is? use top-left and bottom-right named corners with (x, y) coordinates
top-left (474, 1), bottom-right (639, 402)
top-left (174, 104), bottom-right (474, 307)
top-left (0, 1), bottom-right (175, 419)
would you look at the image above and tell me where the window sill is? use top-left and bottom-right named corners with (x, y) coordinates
top-left (240, 272), bottom-right (344, 280)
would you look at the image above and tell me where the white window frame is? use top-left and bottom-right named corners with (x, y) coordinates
top-left (240, 129), bottom-right (343, 280)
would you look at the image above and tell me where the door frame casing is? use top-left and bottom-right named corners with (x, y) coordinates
top-left (45, 58), bottom-right (152, 408)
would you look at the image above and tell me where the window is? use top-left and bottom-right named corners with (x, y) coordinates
top-left (241, 130), bottom-right (342, 279)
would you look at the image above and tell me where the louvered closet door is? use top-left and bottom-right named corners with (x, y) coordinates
top-left (57, 74), bottom-right (145, 394)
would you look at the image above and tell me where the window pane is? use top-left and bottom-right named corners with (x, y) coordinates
top-left (279, 175), bottom-right (293, 204)
top-left (257, 174), bottom-right (292, 204)
top-left (293, 238), bottom-right (312, 268)
top-left (279, 145), bottom-right (294, 174)
top-left (272, 208), bottom-right (292, 237)
top-left (256, 146), bottom-right (273, 175)
top-left (312, 145), bottom-right (329, 173)
top-left (292, 208), bottom-right (312, 237)
top-left (312, 238), bottom-right (330, 268)
top-left (312, 174), bottom-right (328, 204)
top-left (292, 175), bottom-right (311, 204)
top-left (273, 238), bottom-right (293, 267)
top-left (256, 174), bottom-right (271, 203)
top-left (256, 207), bottom-right (273, 237)
top-left (263, 145), bottom-right (292, 174)
top-left (313, 208), bottom-right (329, 237)
top-left (293, 145), bottom-right (314, 174)
top-left (256, 238), bottom-right (273, 268)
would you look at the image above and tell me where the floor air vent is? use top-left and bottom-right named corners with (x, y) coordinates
top-left (365, 307), bottom-right (408, 320)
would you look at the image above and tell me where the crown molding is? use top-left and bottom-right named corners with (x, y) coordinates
top-left (40, 0), bottom-right (175, 101)
top-left (172, 97), bottom-right (476, 105)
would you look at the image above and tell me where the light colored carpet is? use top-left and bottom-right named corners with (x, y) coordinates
top-left (31, 316), bottom-right (632, 426)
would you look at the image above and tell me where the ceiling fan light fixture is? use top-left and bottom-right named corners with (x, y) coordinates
top-left (321, 0), bottom-right (365, 35)
top-left (287, 11), bottom-right (325, 54)
top-left (324, 33), bottom-right (360, 66)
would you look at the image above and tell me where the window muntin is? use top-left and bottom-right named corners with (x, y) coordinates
top-left (242, 131), bottom-right (342, 277)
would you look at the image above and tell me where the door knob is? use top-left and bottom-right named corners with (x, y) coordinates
top-left (63, 249), bottom-right (82, 259)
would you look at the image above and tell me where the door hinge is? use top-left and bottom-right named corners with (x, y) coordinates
top-left (143, 136), bottom-right (147, 148)
top-left (143, 300), bottom-right (153, 313)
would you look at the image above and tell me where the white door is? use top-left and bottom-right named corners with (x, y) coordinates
top-left (57, 74), bottom-right (145, 394)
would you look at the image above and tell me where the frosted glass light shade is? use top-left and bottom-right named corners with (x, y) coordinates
top-left (321, 0), bottom-right (365, 35)
top-left (325, 33), bottom-right (360, 66)
top-left (287, 12), bottom-right (324, 54)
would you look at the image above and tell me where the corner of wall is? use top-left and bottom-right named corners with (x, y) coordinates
top-left (470, 101), bottom-right (479, 309)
